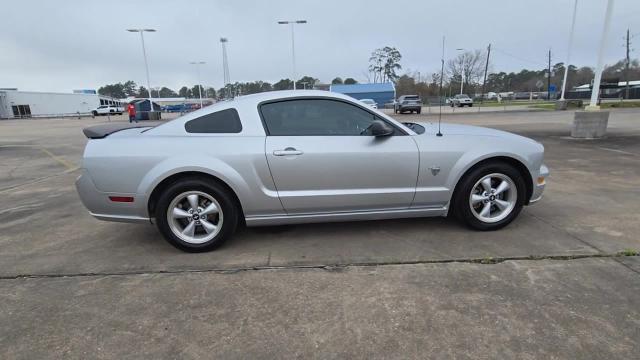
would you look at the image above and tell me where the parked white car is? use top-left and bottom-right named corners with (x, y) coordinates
top-left (450, 94), bottom-right (474, 107)
top-left (92, 105), bottom-right (124, 116)
top-left (359, 99), bottom-right (378, 109)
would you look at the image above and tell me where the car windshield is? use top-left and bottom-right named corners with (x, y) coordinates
top-left (404, 96), bottom-right (419, 100)
top-left (458, 95), bottom-right (470, 99)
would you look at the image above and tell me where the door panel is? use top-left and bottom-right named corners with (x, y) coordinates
top-left (265, 136), bottom-right (419, 214)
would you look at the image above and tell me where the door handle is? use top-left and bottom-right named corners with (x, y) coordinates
top-left (273, 147), bottom-right (303, 156)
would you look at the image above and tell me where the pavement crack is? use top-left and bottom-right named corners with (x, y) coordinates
top-left (0, 253), bottom-right (637, 281)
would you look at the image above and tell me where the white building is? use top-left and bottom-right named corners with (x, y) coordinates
top-left (0, 89), bottom-right (124, 119)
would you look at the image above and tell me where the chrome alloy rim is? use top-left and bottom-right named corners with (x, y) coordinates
top-left (167, 191), bottom-right (223, 244)
top-left (469, 173), bottom-right (517, 223)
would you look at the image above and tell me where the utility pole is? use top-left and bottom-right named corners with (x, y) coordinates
top-left (189, 61), bottom-right (205, 108)
top-left (624, 28), bottom-right (631, 100)
top-left (220, 38), bottom-right (230, 99)
top-left (560, 0), bottom-right (578, 101)
top-left (278, 20), bottom-right (307, 90)
top-left (127, 29), bottom-right (156, 113)
top-left (481, 44), bottom-right (491, 104)
top-left (547, 49), bottom-right (552, 101)
top-left (456, 48), bottom-right (465, 94)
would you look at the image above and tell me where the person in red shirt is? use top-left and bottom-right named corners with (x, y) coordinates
top-left (128, 104), bottom-right (137, 123)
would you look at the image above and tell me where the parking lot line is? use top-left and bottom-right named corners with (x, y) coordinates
top-left (37, 147), bottom-right (77, 171)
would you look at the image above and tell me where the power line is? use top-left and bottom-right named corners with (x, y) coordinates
top-left (492, 47), bottom-right (547, 67)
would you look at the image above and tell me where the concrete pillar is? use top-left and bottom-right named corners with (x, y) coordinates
top-left (572, 111), bottom-right (609, 138)
top-left (572, 0), bottom-right (614, 138)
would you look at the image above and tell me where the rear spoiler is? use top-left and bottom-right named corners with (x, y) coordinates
top-left (82, 123), bottom-right (153, 139)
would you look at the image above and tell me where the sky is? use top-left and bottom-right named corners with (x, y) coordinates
top-left (0, 0), bottom-right (638, 93)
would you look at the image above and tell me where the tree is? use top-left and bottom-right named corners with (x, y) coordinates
top-left (137, 86), bottom-right (149, 98)
top-left (205, 87), bottom-right (216, 99)
top-left (296, 76), bottom-right (318, 89)
top-left (191, 85), bottom-right (204, 98)
top-left (260, 82), bottom-right (273, 92)
top-left (178, 86), bottom-right (192, 98)
top-left (344, 77), bottom-right (358, 84)
top-left (369, 47), bottom-right (402, 83)
top-left (447, 49), bottom-right (486, 94)
top-left (273, 79), bottom-right (293, 90)
top-left (123, 81), bottom-right (138, 97)
top-left (158, 87), bottom-right (178, 98)
top-left (331, 77), bottom-right (343, 84)
top-left (97, 83), bottom-right (126, 98)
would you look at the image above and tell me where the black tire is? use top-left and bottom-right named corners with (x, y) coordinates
top-left (468, 104), bottom-right (473, 107)
top-left (417, 109), bottom-right (422, 114)
top-left (452, 162), bottom-right (526, 231)
top-left (92, 111), bottom-right (98, 116)
top-left (155, 177), bottom-right (239, 252)
top-left (450, 103), bottom-right (454, 107)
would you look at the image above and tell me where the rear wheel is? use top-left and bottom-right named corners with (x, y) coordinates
top-left (453, 162), bottom-right (525, 231)
top-left (155, 178), bottom-right (238, 252)
top-left (417, 108), bottom-right (421, 114)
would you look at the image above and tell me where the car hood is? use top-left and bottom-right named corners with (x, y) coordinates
top-left (417, 122), bottom-right (538, 142)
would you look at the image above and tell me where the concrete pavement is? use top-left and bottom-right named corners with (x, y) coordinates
top-left (1, 109), bottom-right (639, 358)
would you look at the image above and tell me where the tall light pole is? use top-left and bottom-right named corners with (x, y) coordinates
top-left (278, 20), bottom-right (307, 90)
top-left (588, 0), bottom-right (615, 109)
top-left (127, 29), bottom-right (156, 111)
top-left (456, 48), bottom-right (465, 94)
top-left (220, 38), bottom-right (230, 99)
top-left (560, 0), bottom-right (578, 101)
top-left (189, 61), bottom-right (206, 108)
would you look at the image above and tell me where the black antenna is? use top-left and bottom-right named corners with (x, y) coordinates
top-left (437, 36), bottom-right (445, 137)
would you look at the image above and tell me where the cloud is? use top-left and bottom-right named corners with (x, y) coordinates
top-left (0, 0), bottom-right (636, 92)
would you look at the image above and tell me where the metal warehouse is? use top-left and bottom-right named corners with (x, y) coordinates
top-left (0, 89), bottom-right (124, 119)
top-left (329, 82), bottom-right (396, 107)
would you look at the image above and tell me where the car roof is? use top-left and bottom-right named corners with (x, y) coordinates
top-left (148, 90), bottom-right (417, 136)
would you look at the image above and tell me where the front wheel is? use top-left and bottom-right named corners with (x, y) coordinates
top-left (452, 162), bottom-right (525, 231)
top-left (155, 178), bottom-right (239, 252)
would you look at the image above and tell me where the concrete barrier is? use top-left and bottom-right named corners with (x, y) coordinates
top-left (572, 110), bottom-right (609, 138)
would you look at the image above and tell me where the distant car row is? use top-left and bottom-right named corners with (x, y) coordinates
top-left (390, 94), bottom-right (475, 114)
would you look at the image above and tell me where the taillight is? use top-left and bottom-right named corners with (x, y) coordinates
top-left (109, 196), bottom-right (134, 203)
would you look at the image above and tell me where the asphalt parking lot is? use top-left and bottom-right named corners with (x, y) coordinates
top-left (1, 109), bottom-right (639, 358)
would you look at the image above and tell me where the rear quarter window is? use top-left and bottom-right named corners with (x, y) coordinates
top-left (185, 108), bottom-right (242, 133)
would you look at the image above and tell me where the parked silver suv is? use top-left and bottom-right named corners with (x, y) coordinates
top-left (394, 95), bottom-right (422, 114)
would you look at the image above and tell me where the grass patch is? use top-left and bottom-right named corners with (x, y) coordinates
top-left (475, 100), bottom-right (555, 108)
top-left (618, 249), bottom-right (639, 256)
top-left (528, 103), bottom-right (556, 110)
top-left (599, 101), bottom-right (640, 109)
top-left (479, 257), bottom-right (498, 264)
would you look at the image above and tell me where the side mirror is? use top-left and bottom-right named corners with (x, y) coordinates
top-left (370, 120), bottom-right (394, 137)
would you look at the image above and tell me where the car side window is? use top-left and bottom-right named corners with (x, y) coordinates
top-left (260, 99), bottom-right (397, 136)
top-left (185, 108), bottom-right (242, 133)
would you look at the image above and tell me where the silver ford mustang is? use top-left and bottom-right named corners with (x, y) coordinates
top-left (76, 90), bottom-right (548, 252)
